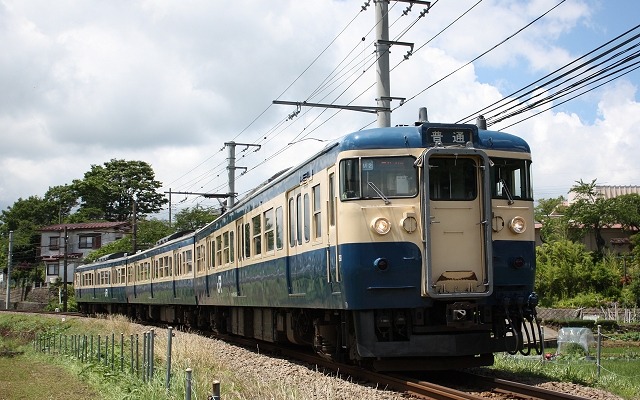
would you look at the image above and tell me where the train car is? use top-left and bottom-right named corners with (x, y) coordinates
top-left (76, 112), bottom-right (541, 370)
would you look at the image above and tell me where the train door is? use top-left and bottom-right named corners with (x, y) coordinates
top-left (286, 187), bottom-right (304, 295)
top-left (420, 148), bottom-right (493, 298)
top-left (326, 167), bottom-right (340, 291)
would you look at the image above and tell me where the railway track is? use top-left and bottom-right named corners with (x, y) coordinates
top-left (216, 332), bottom-right (589, 400)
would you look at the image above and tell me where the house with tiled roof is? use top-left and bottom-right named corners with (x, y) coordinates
top-left (38, 222), bottom-right (130, 285)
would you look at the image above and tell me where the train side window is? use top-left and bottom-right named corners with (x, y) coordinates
top-left (158, 258), bottom-right (164, 278)
top-left (296, 194), bottom-right (303, 245)
top-left (244, 223), bottom-right (251, 258)
top-left (127, 265), bottom-right (133, 283)
top-left (289, 198), bottom-right (296, 247)
top-left (223, 231), bottom-right (230, 264)
top-left (216, 235), bottom-right (222, 266)
top-left (185, 250), bottom-right (193, 273)
top-left (253, 214), bottom-right (262, 255)
top-left (303, 193), bottom-right (310, 242)
top-left (264, 208), bottom-right (275, 252)
top-left (230, 230), bottom-right (235, 262)
top-left (198, 244), bottom-right (206, 272)
top-left (312, 184), bottom-right (321, 239)
top-left (275, 206), bottom-right (284, 249)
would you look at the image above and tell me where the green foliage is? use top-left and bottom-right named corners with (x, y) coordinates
top-left (555, 292), bottom-right (613, 308)
top-left (73, 159), bottom-right (167, 222)
top-left (173, 205), bottom-right (219, 231)
top-left (564, 179), bottom-right (613, 255)
top-left (536, 240), bottom-right (596, 304)
top-left (609, 194), bottom-right (640, 233)
top-left (534, 196), bottom-right (569, 243)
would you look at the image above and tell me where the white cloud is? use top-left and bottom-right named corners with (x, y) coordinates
top-left (0, 0), bottom-right (637, 216)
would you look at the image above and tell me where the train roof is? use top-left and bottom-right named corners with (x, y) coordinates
top-left (336, 123), bottom-right (530, 153)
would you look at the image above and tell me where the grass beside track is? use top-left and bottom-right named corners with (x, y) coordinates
top-left (0, 356), bottom-right (99, 400)
top-left (0, 312), bottom-right (638, 399)
top-left (483, 344), bottom-right (640, 399)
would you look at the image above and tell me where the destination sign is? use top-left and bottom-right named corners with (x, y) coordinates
top-left (423, 127), bottom-right (473, 147)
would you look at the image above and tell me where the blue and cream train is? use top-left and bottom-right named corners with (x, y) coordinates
top-left (75, 113), bottom-right (541, 370)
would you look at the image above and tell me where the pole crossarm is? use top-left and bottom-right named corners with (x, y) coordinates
top-left (164, 191), bottom-right (230, 199)
top-left (273, 100), bottom-right (389, 114)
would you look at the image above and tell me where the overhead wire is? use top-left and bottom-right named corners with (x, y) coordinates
top-left (392, 0), bottom-right (569, 114)
top-left (487, 49), bottom-right (640, 126)
top-left (166, 2), bottom-right (372, 198)
top-left (498, 63), bottom-right (640, 131)
top-left (455, 25), bottom-right (640, 125)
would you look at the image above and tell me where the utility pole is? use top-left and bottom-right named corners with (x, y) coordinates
top-left (132, 198), bottom-right (137, 253)
top-left (63, 226), bottom-right (68, 312)
top-left (375, 0), bottom-right (391, 127)
top-left (225, 141), bottom-right (261, 208)
top-left (272, 0), bottom-right (429, 127)
top-left (5, 231), bottom-right (13, 310)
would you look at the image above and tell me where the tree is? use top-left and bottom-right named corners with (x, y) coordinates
top-left (173, 205), bottom-right (219, 232)
top-left (43, 184), bottom-right (78, 223)
top-left (0, 196), bottom-right (58, 270)
top-left (73, 159), bottom-right (167, 222)
top-left (608, 194), bottom-right (640, 233)
top-left (564, 179), bottom-right (613, 255)
top-left (534, 196), bottom-right (567, 243)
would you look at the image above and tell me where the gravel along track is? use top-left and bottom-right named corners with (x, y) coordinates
top-left (155, 326), bottom-right (623, 400)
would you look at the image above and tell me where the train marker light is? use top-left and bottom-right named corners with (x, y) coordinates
top-left (401, 215), bottom-right (418, 233)
top-left (374, 257), bottom-right (389, 270)
top-left (512, 256), bottom-right (526, 269)
top-left (371, 217), bottom-right (391, 235)
top-left (508, 216), bottom-right (526, 234)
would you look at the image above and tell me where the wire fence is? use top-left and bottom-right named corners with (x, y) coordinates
top-left (33, 326), bottom-right (221, 400)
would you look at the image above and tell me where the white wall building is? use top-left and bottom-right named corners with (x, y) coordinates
top-left (39, 222), bottom-right (130, 285)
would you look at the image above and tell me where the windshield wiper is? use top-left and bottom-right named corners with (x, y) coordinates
top-left (367, 182), bottom-right (390, 205)
top-left (500, 178), bottom-right (515, 205)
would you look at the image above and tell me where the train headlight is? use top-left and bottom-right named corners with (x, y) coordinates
top-left (508, 216), bottom-right (526, 234)
top-left (371, 217), bottom-right (391, 235)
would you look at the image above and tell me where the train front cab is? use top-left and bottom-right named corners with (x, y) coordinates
top-left (342, 125), bottom-right (539, 370)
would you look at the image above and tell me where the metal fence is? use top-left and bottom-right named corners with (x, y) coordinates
top-left (33, 326), bottom-right (221, 399)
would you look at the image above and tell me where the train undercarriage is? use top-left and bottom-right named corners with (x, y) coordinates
top-left (80, 299), bottom-right (540, 371)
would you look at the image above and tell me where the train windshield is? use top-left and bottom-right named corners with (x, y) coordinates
top-left (339, 156), bottom-right (418, 200)
top-left (490, 157), bottom-right (533, 201)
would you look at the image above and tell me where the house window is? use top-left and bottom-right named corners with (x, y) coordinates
top-left (79, 234), bottom-right (101, 249)
top-left (49, 237), bottom-right (60, 251)
top-left (47, 263), bottom-right (59, 276)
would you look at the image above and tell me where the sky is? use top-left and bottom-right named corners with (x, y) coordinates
top-left (1, 0), bottom-right (639, 220)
